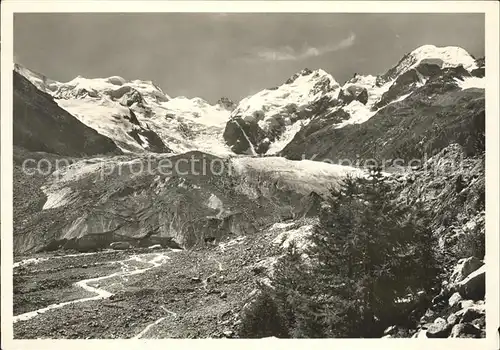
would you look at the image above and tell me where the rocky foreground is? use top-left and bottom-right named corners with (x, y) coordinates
top-left (13, 143), bottom-right (486, 339)
top-left (13, 221), bottom-right (486, 339)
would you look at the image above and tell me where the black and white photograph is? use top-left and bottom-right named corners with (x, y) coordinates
top-left (1, 1), bottom-right (499, 347)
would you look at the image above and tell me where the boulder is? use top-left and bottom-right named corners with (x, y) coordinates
top-left (448, 292), bottom-right (463, 307)
top-left (449, 323), bottom-right (481, 338)
top-left (109, 241), bottom-right (131, 250)
top-left (447, 313), bottom-right (460, 326)
top-left (457, 265), bottom-right (485, 300)
top-left (222, 330), bottom-right (234, 338)
top-left (413, 330), bottom-right (429, 338)
top-left (450, 257), bottom-right (484, 285)
top-left (459, 300), bottom-right (475, 309)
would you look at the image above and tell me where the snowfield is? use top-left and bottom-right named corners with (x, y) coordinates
top-left (455, 76), bottom-right (485, 90)
top-left (147, 96), bottom-right (233, 155)
top-left (57, 97), bottom-right (145, 153)
top-left (387, 44), bottom-right (478, 79)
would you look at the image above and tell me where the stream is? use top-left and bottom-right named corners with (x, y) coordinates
top-left (13, 251), bottom-right (172, 324)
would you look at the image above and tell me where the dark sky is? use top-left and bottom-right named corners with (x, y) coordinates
top-left (14, 13), bottom-right (484, 103)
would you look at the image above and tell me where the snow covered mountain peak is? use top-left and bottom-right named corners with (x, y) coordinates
top-left (15, 43), bottom-right (484, 158)
top-left (411, 44), bottom-right (477, 69)
top-left (231, 67), bottom-right (340, 120)
top-left (53, 74), bottom-right (171, 103)
top-left (283, 68), bottom-right (339, 93)
top-left (223, 67), bottom-right (342, 155)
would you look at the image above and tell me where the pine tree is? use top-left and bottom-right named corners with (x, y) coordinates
top-left (272, 244), bottom-right (325, 337)
top-left (285, 169), bottom-right (441, 337)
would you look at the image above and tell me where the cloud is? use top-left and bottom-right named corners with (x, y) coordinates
top-left (254, 32), bottom-right (356, 62)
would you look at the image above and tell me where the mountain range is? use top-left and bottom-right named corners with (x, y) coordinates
top-left (12, 44), bottom-right (486, 339)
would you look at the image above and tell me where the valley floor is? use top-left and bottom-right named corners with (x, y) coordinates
top-left (13, 225), bottom-right (287, 339)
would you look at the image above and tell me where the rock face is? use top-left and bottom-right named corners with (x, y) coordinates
top-left (217, 97), bottom-right (237, 111)
top-left (13, 70), bottom-right (121, 157)
top-left (338, 85), bottom-right (368, 105)
top-left (470, 57), bottom-right (485, 78)
top-left (222, 117), bottom-right (268, 155)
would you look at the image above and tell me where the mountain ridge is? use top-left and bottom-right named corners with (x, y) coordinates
top-left (222, 45), bottom-right (484, 156)
top-left (15, 44), bottom-right (484, 159)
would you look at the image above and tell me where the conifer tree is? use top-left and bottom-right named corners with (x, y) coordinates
top-left (270, 168), bottom-right (441, 337)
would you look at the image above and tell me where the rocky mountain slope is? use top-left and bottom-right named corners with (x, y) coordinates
top-left (13, 143), bottom-right (486, 339)
top-left (13, 70), bottom-right (121, 157)
top-left (385, 143), bottom-right (486, 338)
